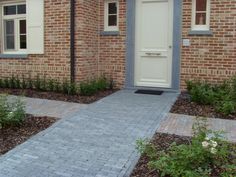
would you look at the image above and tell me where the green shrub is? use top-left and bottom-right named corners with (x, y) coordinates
top-left (54, 81), bottom-right (61, 93)
top-left (0, 79), bottom-right (3, 88)
top-left (137, 118), bottom-right (236, 177)
top-left (79, 81), bottom-right (98, 96)
top-left (48, 79), bottom-right (55, 92)
top-left (21, 76), bottom-right (27, 89)
top-left (68, 82), bottom-right (77, 95)
top-left (186, 76), bottom-right (236, 115)
top-left (9, 75), bottom-right (17, 89)
top-left (3, 78), bottom-right (9, 88)
top-left (96, 77), bottom-right (108, 91)
top-left (62, 80), bottom-right (70, 94)
top-left (0, 94), bottom-right (26, 128)
top-left (15, 76), bottom-right (21, 89)
top-left (41, 76), bottom-right (47, 91)
top-left (189, 82), bottom-right (216, 105)
top-left (34, 75), bottom-right (42, 91)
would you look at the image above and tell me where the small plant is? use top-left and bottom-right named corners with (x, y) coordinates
top-left (0, 79), bottom-right (3, 88)
top-left (68, 82), bottom-right (77, 95)
top-left (62, 80), bottom-right (70, 94)
top-left (41, 76), bottom-right (47, 91)
top-left (15, 76), bottom-right (21, 89)
top-left (0, 94), bottom-right (26, 128)
top-left (96, 77), bottom-right (108, 91)
top-left (21, 76), bottom-right (27, 89)
top-left (3, 78), bottom-right (9, 88)
top-left (186, 76), bottom-right (236, 115)
top-left (137, 118), bottom-right (236, 177)
top-left (27, 76), bottom-right (34, 89)
top-left (54, 80), bottom-right (61, 93)
top-left (79, 81), bottom-right (98, 96)
top-left (9, 75), bottom-right (17, 89)
top-left (48, 79), bottom-right (55, 92)
top-left (34, 75), bottom-right (42, 91)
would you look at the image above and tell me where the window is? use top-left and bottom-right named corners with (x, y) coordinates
top-left (192, 0), bottom-right (210, 31)
top-left (2, 3), bottom-right (27, 54)
top-left (104, 0), bottom-right (119, 31)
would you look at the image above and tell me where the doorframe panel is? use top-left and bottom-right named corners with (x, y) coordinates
top-left (125, 0), bottom-right (182, 91)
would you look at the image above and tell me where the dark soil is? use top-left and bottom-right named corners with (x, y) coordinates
top-left (130, 133), bottom-right (236, 177)
top-left (170, 93), bottom-right (236, 120)
top-left (0, 88), bottom-right (116, 104)
top-left (0, 115), bottom-right (57, 155)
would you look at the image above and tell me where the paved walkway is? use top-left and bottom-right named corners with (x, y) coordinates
top-left (157, 113), bottom-right (236, 143)
top-left (9, 96), bottom-right (87, 119)
top-left (0, 90), bottom-right (177, 177)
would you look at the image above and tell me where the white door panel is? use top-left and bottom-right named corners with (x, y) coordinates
top-left (135, 0), bottom-right (173, 88)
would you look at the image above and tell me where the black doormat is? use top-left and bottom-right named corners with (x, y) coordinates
top-left (135, 89), bottom-right (164, 95)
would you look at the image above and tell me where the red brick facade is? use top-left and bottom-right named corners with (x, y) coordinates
top-left (181, 0), bottom-right (236, 89)
top-left (0, 0), bottom-right (71, 81)
top-left (0, 0), bottom-right (235, 90)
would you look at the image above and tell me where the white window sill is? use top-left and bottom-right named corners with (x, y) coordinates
top-left (0, 54), bottom-right (28, 59)
top-left (188, 30), bottom-right (213, 36)
top-left (100, 31), bottom-right (120, 36)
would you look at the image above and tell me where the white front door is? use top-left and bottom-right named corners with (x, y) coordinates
top-left (135, 0), bottom-right (173, 88)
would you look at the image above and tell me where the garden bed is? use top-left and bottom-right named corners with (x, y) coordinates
top-left (0, 115), bottom-right (57, 155)
top-left (0, 88), bottom-right (116, 104)
top-left (130, 133), bottom-right (236, 177)
top-left (170, 93), bottom-right (236, 120)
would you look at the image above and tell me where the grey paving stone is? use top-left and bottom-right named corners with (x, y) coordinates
top-left (0, 90), bottom-right (178, 177)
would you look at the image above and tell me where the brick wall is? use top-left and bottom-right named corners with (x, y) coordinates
top-left (98, 0), bottom-right (126, 87)
top-left (181, 0), bottom-right (236, 89)
top-left (0, 0), bottom-right (71, 81)
top-left (74, 0), bottom-right (99, 83)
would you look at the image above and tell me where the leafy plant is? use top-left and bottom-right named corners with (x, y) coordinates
top-left (9, 75), bottom-right (17, 89)
top-left (15, 76), bottom-right (21, 89)
top-left (79, 81), bottom-right (98, 96)
top-left (137, 118), bottom-right (236, 177)
top-left (41, 76), bottom-right (47, 91)
top-left (27, 76), bottom-right (34, 89)
top-left (48, 79), bottom-right (55, 92)
top-left (34, 75), bottom-right (42, 91)
top-left (54, 80), bottom-right (61, 93)
top-left (186, 76), bottom-right (236, 115)
top-left (21, 76), bottom-right (27, 89)
top-left (0, 79), bottom-right (3, 88)
top-left (96, 77), bottom-right (108, 91)
top-left (0, 94), bottom-right (26, 128)
top-left (3, 78), bottom-right (9, 88)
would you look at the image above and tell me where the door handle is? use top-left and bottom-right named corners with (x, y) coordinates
top-left (145, 52), bottom-right (161, 56)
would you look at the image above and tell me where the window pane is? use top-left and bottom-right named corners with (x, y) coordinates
top-left (20, 20), bottom-right (26, 34)
top-left (108, 15), bottom-right (117, 26)
top-left (17, 4), bottom-right (26, 14)
top-left (195, 13), bottom-right (206, 25)
top-left (6, 36), bottom-right (15, 50)
top-left (4, 5), bottom-right (16, 15)
top-left (196, 0), bottom-right (207, 11)
top-left (20, 35), bottom-right (27, 49)
top-left (5, 20), bottom-right (14, 35)
top-left (4, 20), bottom-right (15, 50)
top-left (108, 3), bottom-right (117, 14)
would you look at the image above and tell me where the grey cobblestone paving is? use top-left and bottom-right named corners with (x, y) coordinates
top-left (0, 90), bottom-right (177, 177)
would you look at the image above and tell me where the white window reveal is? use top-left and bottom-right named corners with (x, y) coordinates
top-left (104, 0), bottom-right (119, 31)
top-left (192, 0), bottom-right (211, 31)
top-left (2, 4), bottom-right (27, 54)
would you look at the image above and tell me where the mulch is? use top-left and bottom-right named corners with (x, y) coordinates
top-left (130, 133), bottom-right (236, 177)
top-left (0, 88), bottom-right (116, 104)
top-left (0, 115), bottom-right (57, 155)
top-left (170, 93), bottom-right (236, 120)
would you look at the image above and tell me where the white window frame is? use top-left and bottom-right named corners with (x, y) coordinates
top-left (191, 0), bottom-right (211, 31)
top-left (1, 2), bottom-right (27, 54)
top-left (104, 0), bottom-right (119, 32)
